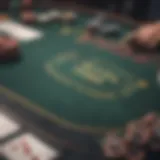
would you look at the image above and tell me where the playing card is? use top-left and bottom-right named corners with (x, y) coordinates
top-left (0, 20), bottom-right (43, 41)
top-left (0, 112), bottom-right (20, 139)
top-left (2, 133), bottom-right (59, 160)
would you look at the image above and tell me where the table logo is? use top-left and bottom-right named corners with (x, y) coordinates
top-left (45, 52), bottom-right (148, 99)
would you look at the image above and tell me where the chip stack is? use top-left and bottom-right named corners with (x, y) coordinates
top-left (86, 13), bottom-right (105, 36)
top-left (99, 24), bottom-right (121, 37)
top-left (21, 11), bottom-right (36, 24)
top-left (37, 10), bottom-right (61, 24)
top-left (95, 13), bottom-right (106, 22)
top-left (21, 0), bottom-right (33, 10)
top-left (20, 0), bottom-right (35, 24)
top-left (102, 132), bottom-right (126, 159)
top-left (149, 120), bottom-right (160, 151)
top-left (0, 36), bottom-right (20, 62)
top-left (61, 11), bottom-right (77, 25)
top-left (86, 19), bottom-right (102, 36)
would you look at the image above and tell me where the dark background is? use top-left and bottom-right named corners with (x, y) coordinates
top-left (1, 0), bottom-right (160, 20)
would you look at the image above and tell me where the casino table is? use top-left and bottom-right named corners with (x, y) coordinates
top-left (0, 6), bottom-right (160, 150)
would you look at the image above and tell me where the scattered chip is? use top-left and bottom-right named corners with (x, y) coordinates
top-left (103, 132), bottom-right (126, 158)
top-left (0, 14), bottom-right (9, 21)
top-left (61, 11), bottom-right (77, 24)
top-left (149, 123), bottom-right (160, 151)
top-left (60, 27), bottom-right (72, 36)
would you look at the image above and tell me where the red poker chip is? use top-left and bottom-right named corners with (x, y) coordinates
top-left (0, 36), bottom-right (20, 61)
top-left (22, 0), bottom-right (32, 9)
top-left (6, 39), bottom-right (18, 50)
top-left (21, 11), bottom-right (36, 23)
top-left (23, 0), bottom-right (32, 5)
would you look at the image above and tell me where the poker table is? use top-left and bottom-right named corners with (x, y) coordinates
top-left (0, 6), bottom-right (160, 151)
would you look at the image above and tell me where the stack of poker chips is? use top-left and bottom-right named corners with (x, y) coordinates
top-left (0, 35), bottom-right (20, 62)
top-left (21, 8), bottom-right (78, 25)
top-left (21, 0), bottom-right (33, 10)
top-left (86, 13), bottom-right (105, 35)
top-left (99, 24), bottom-right (121, 37)
top-left (102, 112), bottom-right (160, 160)
top-left (36, 10), bottom-right (61, 23)
top-left (20, 0), bottom-right (77, 25)
top-left (20, 0), bottom-right (35, 24)
top-left (86, 13), bottom-right (121, 37)
top-left (61, 11), bottom-right (77, 25)
top-left (21, 11), bottom-right (36, 24)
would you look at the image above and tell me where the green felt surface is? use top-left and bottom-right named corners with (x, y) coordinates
top-left (0, 12), bottom-right (160, 133)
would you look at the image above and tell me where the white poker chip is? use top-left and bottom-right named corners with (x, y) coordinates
top-left (100, 24), bottom-right (120, 34)
top-left (71, 12), bottom-right (77, 19)
top-left (37, 15), bottom-right (51, 23)
top-left (37, 10), bottom-right (61, 22)
top-left (37, 13), bottom-right (51, 22)
top-left (87, 19), bottom-right (101, 28)
top-left (95, 13), bottom-right (105, 21)
top-left (62, 11), bottom-right (77, 21)
top-left (47, 10), bottom-right (61, 18)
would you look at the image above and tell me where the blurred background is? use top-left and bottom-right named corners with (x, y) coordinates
top-left (1, 0), bottom-right (160, 20)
